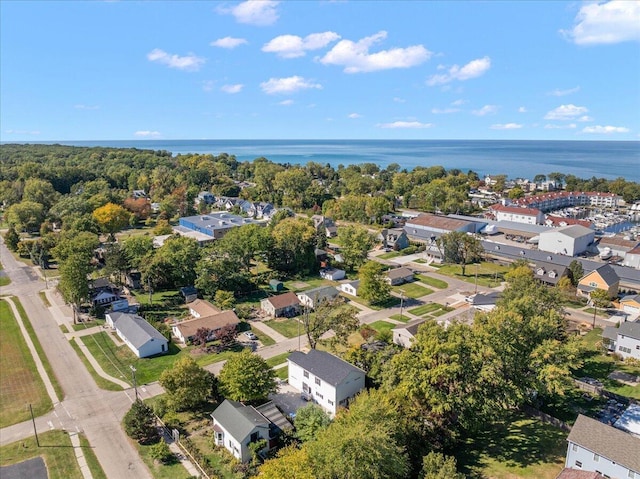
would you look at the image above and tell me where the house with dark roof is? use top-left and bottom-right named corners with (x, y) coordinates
top-left (105, 312), bottom-right (168, 358)
top-left (339, 279), bottom-right (360, 297)
top-left (603, 320), bottom-right (640, 360)
top-left (297, 286), bottom-right (339, 309)
top-left (564, 414), bottom-right (640, 478)
top-left (470, 291), bottom-right (501, 312)
top-left (378, 228), bottom-right (410, 251)
top-left (385, 267), bottom-right (415, 286)
top-left (393, 317), bottom-right (428, 348)
top-left (260, 292), bottom-right (301, 318)
top-left (211, 399), bottom-right (291, 463)
top-left (533, 261), bottom-right (569, 286)
top-left (619, 295), bottom-right (640, 317)
top-left (577, 264), bottom-right (620, 299)
top-left (287, 349), bottom-right (365, 416)
top-left (171, 310), bottom-right (240, 344)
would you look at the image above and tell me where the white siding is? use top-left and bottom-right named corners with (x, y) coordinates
top-left (617, 334), bottom-right (640, 360)
top-left (393, 328), bottom-right (414, 348)
top-left (565, 442), bottom-right (638, 478)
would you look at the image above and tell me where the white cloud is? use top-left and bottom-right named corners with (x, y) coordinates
top-left (393, 97), bottom-right (406, 103)
top-left (147, 48), bottom-right (205, 71)
top-left (348, 113), bottom-right (362, 119)
top-left (134, 130), bottom-right (161, 138)
top-left (544, 104), bottom-right (589, 120)
top-left (431, 107), bottom-right (460, 114)
top-left (490, 123), bottom-right (523, 130)
top-left (262, 32), bottom-right (340, 58)
top-left (427, 56), bottom-right (491, 86)
top-left (561, 0), bottom-right (640, 45)
top-left (578, 115), bottom-right (593, 122)
top-left (544, 123), bottom-right (577, 129)
top-left (4, 129), bottom-right (40, 135)
top-left (319, 31), bottom-right (431, 73)
top-left (518, 106), bottom-right (527, 113)
top-left (451, 99), bottom-right (466, 106)
top-left (210, 36), bottom-right (248, 49)
top-left (548, 86), bottom-right (580, 97)
top-left (377, 121), bottom-right (434, 129)
top-left (219, 0), bottom-right (280, 26)
top-left (582, 125), bottom-right (630, 134)
top-left (74, 104), bottom-right (100, 110)
top-left (472, 105), bottom-right (498, 116)
top-left (279, 99), bottom-right (294, 106)
top-left (260, 76), bottom-right (322, 94)
top-left (221, 84), bottom-right (244, 94)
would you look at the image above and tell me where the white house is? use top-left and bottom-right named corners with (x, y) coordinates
top-left (538, 225), bottom-right (595, 256)
top-left (339, 280), bottom-right (360, 297)
top-left (105, 312), bottom-right (168, 358)
top-left (297, 286), bottom-right (339, 310)
top-left (287, 349), bottom-right (365, 417)
top-left (393, 317), bottom-right (428, 348)
top-left (320, 268), bottom-right (346, 281)
top-left (385, 267), bottom-right (415, 286)
top-left (211, 400), bottom-right (291, 463)
top-left (624, 246), bottom-right (640, 270)
top-left (565, 414), bottom-right (640, 478)
top-left (259, 292), bottom-right (301, 318)
top-left (613, 320), bottom-right (640, 360)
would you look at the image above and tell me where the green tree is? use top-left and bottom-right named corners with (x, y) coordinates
top-left (508, 186), bottom-right (525, 199)
top-left (568, 260), bottom-right (584, 286)
top-left (436, 231), bottom-right (483, 276)
top-left (195, 256), bottom-right (253, 297)
top-left (273, 168), bottom-right (312, 209)
top-left (420, 452), bottom-right (465, 479)
top-left (58, 254), bottom-right (91, 323)
top-left (295, 403), bottom-right (332, 442)
top-left (123, 235), bottom-right (155, 270)
top-left (214, 223), bottom-right (272, 273)
top-left (358, 261), bottom-right (391, 304)
top-left (123, 400), bottom-right (159, 445)
top-left (159, 356), bottom-right (217, 411)
top-left (302, 297), bottom-right (359, 349)
top-left (258, 445), bottom-right (314, 479)
top-left (5, 200), bottom-right (45, 232)
top-left (214, 290), bottom-right (236, 310)
top-left (143, 235), bottom-right (200, 289)
top-left (92, 202), bottom-right (131, 240)
top-left (3, 226), bottom-right (20, 251)
top-left (218, 349), bottom-right (276, 402)
top-left (149, 439), bottom-right (174, 464)
top-left (590, 288), bottom-right (611, 327)
top-left (337, 225), bottom-right (374, 271)
top-left (22, 178), bottom-right (59, 210)
top-left (52, 231), bottom-right (100, 264)
top-left (268, 217), bottom-right (317, 275)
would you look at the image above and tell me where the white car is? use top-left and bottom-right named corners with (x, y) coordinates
top-left (244, 331), bottom-right (258, 340)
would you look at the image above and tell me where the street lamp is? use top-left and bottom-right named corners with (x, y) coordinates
top-left (130, 365), bottom-right (138, 400)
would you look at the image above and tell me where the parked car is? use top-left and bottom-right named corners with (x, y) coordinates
top-left (244, 331), bottom-right (258, 340)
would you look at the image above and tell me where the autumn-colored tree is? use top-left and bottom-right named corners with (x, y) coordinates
top-left (123, 197), bottom-right (152, 220)
top-left (92, 202), bottom-right (131, 240)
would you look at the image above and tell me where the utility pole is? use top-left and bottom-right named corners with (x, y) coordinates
top-left (399, 290), bottom-right (405, 322)
top-left (29, 404), bottom-right (40, 447)
top-left (475, 263), bottom-right (479, 294)
top-left (130, 365), bottom-right (138, 400)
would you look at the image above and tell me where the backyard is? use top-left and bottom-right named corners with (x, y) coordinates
top-left (436, 261), bottom-right (508, 288)
top-left (0, 299), bottom-right (51, 428)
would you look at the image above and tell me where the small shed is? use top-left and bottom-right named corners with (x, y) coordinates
top-left (269, 280), bottom-right (284, 292)
top-left (180, 286), bottom-right (198, 303)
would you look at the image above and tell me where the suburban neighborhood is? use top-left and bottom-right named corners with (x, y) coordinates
top-left (1, 143), bottom-right (640, 479)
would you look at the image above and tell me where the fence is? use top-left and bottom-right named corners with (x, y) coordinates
top-left (156, 415), bottom-right (213, 479)
top-left (573, 379), bottom-right (603, 395)
top-left (521, 405), bottom-right (571, 432)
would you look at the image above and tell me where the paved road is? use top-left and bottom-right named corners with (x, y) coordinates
top-left (0, 239), bottom-right (153, 478)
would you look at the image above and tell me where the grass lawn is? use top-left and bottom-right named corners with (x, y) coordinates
top-left (131, 289), bottom-right (184, 308)
top-left (266, 352), bottom-right (291, 368)
top-left (389, 314), bottom-right (411, 323)
top-left (189, 434), bottom-right (244, 479)
top-left (456, 413), bottom-right (566, 479)
top-left (0, 275), bottom-right (9, 286)
top-left (134, 440), bottom-right (193, 479)
top-left (275, 366), bottom-right (289, 380)
top-left (575, 328), bottom-right (640, 399)
top-left (12, 298), bottom-right (65, 401)
top-left (416, 274), bottom-right (448, 289)
top-left (437, 261), bottom-right (508, 288)
top-left (282, 277), bottom-right (333, 292)
top-left (72, 319), bottom-right (105, 331)
top-left (392, 282), bottom-right (433, 298)
top-left (368, 320), bottom-right (396, 336)
top-left (378, 251), bottom-right (402, 260)
top-left (342, 293), bottom-right (400, 311)
top-left (69, 339), bottom-right (123, 391)
top-left (38, 291), bottom-right (51, 307)
top-left (264, 318), bottom-right (304, 338)
top-left (0, 299), bottom-right (52, 428)
top-left (0, 430), bottom-right (106, 479)
top-left (408, 302), bottom-right (443, 316)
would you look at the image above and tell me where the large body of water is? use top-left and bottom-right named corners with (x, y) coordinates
top-left (17, 139), bottom-right (640, 182)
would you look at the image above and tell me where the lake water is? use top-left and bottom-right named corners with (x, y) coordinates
top-left (15, 139), bottom-right (640, 182)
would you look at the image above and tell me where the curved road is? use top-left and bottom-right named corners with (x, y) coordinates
top-left (0, 238), bottom-right (152, 478)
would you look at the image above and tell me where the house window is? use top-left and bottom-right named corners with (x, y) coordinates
top-left (316, 392), bottom-right (323, 399)
top-left (303, 370), bottom-right (309, 378)
top-left (250, 432), bottom-right (259, 443)
top-left (572, 444), bottom-right (578, 452)
top-left (589, 281), bottom-right (598, 287)
top-left (629, 471), bottom-right (635, 479)
top-left (315, 377), bottom-right (321, 386)
top-left (328, 400), bottom-right (334, 406)
top-left (575, 461), bottom-right (582, 468)
top-left (593, 453), bottom-right (599, 462)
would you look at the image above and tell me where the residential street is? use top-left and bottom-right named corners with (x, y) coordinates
top-left (0, 238), bottom-right (153, 479)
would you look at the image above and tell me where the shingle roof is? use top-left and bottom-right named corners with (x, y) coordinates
top-left (264, 292), bottom-right (300, 310)
top-left (472, 291), bottom-right (501, 306)
top-left (601, 326), bottom-right (618, 342)
top-left (618, 320), bottom-right (640, 341)
top-left (189, 299), bottom-right (220, 317)
top-left (589, 263), bottom-right (620, 286)
top-left (406, 214), bottom-right (472, 232)
top-left (548, 224), bottom-right (594, 239)
top-left (299, 286), bottom-right (339, 304)
top-left (111, 312), bottom-right (166, 349)
top-left (555, 469), bottom-right (604, 479)
top-left (174, 311), bottom-right (240, 338)
top-left (393, 317), bottom-right (429, 336)
top-left (621, 294), bottom-right (640, 305)
top-left (567, 414), bottom-right (640, 472)
top-left (288, 349), bottom-right (364, 387)
top-left (598, 236), bottom-right (640, 250)
top-left (491, 204), bottom-right (542, 216)
top-left (211, 400), bottom-right (269, 441)
top-left (386, 267), bottom-right (414, 280)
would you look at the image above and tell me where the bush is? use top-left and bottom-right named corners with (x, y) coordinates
top-left (149, 440), bottom-right (175, 464)
top-left (123, 400), bottom-right (159, 444)
top-left (401, 245), bottom-right (418, 255)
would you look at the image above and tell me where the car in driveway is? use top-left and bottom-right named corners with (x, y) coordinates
top-left (244, 331), bottom-right (258, 340)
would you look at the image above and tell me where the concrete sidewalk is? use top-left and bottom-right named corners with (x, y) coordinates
top-left (251, 319), bottom-right (289, 343)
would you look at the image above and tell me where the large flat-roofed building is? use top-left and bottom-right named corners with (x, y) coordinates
top-left (404, 214), bottom-right (476, 242)
top-left (513, 191), bottom-right (622, 211)
top-left (538, 224), bottom-right (595, 256)
top-left (178, 212), bottom-right (264, 239)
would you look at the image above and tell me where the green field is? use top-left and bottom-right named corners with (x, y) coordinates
top-left (0, 431), bottom-right (107, 479)
top-left (392, 282), bottom-right (433, 298)
top-left (407, 302), bottom-right (444, 316)
top-left (264, 318), bottom-right (304, 338)
top-left (266, 352), bottom-right (291, 368)
top-left (416, 274), bottom-right (448, 289)
top-left (0, 300), bottom-right (51, 428)
top-left (456, 413), bottom-right (566, 479)
top-left (368, 320), bottom-right (396, 336)
top-left (436, 261), bottom-right (508, 288)
top-left (378, 251), bottom-right (402, 260)
top-left (389, 313), bottom-right (411, 323)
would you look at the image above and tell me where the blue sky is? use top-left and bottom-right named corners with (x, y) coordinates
top-left (1, 0), bottom-right (639, 141)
